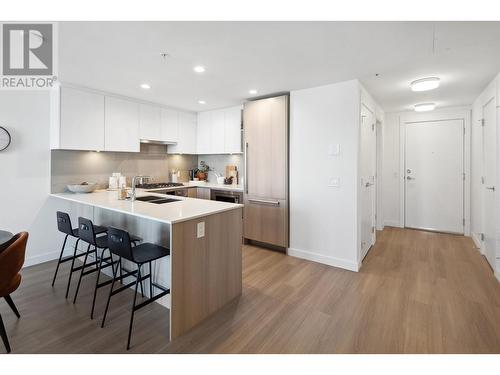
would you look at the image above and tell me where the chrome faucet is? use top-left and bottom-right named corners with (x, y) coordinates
top-left (130, 175), bottom-right (151, 201)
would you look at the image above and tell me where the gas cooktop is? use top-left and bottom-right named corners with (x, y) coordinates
top-left (135, 182), bottom-right (184, 189)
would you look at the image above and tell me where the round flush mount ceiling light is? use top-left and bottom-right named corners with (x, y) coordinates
top-left (249, 89), bottom-right (258, 95)
top-left (410, 77), bottom-right (440, 92)
top-left (194, 66), bottom-right (206, 73)
top-left (140, 83), bottom-right (151, 89)
top-left (198, 100), bottom-right (206, 104)
top-left (414, 103), bottom-right (436, 112)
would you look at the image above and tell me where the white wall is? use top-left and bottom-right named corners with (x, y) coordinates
top-left (0, 91), bottom-right (65, 266)
top-left (289, 80), bottom-right (361, 271)
top-left (381, 106), bottom-right (471, 233)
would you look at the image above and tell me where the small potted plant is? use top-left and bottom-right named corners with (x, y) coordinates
top-left (197, 161), bottom-right (210, 181)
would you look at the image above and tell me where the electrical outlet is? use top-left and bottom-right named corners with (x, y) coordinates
top-left (197, 221), bottom-right (205, 238)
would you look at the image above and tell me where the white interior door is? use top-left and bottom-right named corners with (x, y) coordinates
top-left (405, 120), bottom-right (464, 234)
top-left (360, 106), bottom-right (376, 260)
top-left (482, 98), bottom-right (497, 269)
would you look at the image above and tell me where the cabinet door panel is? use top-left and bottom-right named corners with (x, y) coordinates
top-left (243, 196), bottom-right (287, 247)
top-left (211, 109), bottom-right (225, 153)
top-left (105, 97), bottom-right (140, 152)
top-left (161, 108), bottom-right (179, 143)
top-left (168, 111), bottom-right (197, 154)
top-left (60, 87), bottom-right (105, 151)
top-left (197, 111), bottom-right (211, 154)
top-left (224, 106), bottom-right (242, 153)
top-left (139, 104), bottom-right (161, 141)
top-left (244, 96), bottom-right (287, 199)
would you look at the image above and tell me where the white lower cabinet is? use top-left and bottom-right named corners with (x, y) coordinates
top-left (105, 97), bottom-right (140, 152)
top-left (57, 87), bottom-right (105, 151)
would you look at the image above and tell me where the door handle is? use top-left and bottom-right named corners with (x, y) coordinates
top-left (406, 176), bottom-right (415, 180)
top-left (486, 186), bottom-right (495, 191)
top-left (248, 198), bottom-right (280, 206)
top-left (365, 182), bottom-right (373, 187)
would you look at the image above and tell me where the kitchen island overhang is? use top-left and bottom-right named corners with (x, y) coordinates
top-left (50, 190), bottom-right (243, 340)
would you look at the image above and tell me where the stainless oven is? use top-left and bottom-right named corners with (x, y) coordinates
top-left (211, 189), bottom-right (242, 204)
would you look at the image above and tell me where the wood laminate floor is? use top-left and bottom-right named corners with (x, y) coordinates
top-left (2, 227), bottom-right (500, 354)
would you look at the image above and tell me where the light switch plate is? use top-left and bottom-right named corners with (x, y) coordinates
top-left (328, 144), bottom-right (341, 156)
top-left (197, 221), bottom-right (205, 238)
top-left (328, 177), bottom-right (341, 187)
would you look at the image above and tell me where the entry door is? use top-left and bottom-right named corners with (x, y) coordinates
top-left (360, 106), bottom-right (376, 260)
top-left (482, 99), bottom-right (497, 269)
top-left (405, 120), bottom-right (464, 233)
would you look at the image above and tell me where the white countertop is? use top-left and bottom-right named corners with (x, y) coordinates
top-left (50, 190), bottom-right (243, 224)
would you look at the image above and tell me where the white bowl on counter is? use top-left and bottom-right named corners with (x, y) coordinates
top-left (67, 183), bottom-right (98, 193)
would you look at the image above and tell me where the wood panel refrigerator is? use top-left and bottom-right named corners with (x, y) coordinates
top-left (243, 95), bottom-right (289, 249)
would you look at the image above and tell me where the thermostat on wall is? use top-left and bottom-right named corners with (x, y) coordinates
top-left (0, 126), bottom-right (11, 151)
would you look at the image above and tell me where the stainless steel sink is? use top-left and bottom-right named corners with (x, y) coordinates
top-left (134, 196), bottom-right (179, 204)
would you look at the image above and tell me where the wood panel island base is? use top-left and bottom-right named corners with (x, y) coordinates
top-left (50, 190), bottom-right (243, 341)
top-left (171, 209), bottom-right (242, 338)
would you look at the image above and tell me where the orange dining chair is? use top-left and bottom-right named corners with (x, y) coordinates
top-left (0, 232), bottom-right (28, 353)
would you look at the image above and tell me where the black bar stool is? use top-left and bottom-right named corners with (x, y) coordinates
top-left (101, 227), bottom-right (170, 350)
top-left (52, 211), bottom-right (107, 298)
top-left (73, 217), bottom-right (142, 319)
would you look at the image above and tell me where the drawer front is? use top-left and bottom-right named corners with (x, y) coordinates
top-left (244, 196), bottom-right (288, 248)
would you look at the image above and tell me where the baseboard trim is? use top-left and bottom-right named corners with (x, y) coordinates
top-left (384, 220), bottom-right (402, 228)
top-left (24, 250), bottom-right (60, 268)
top-left (287, 247), bottom-right (359, 272)
top-left (471, 232), bottom-right (482, 250)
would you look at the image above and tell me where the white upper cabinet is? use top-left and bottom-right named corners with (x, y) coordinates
top-left (161, 108), bottom-right (179, 143)
top-left (105, 97), bottom-right (140, 152)
top-left (168, 112), bottom-right (197, 154)
top-left (139, 104), bottom-right (162, 141)
top-left (224, 106), bottom-right (242, 153)
top-left (211, 109), bottom-right (226, 153)
top-left (196, 106), bottom-right (242, 154)
top-left (58, 87), bottom-right (105, 151)
top-left (197, 111), bottom-right (212, 154)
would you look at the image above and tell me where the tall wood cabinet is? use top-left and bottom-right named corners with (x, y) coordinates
top-left (243, 95), bottom-right (289, 248)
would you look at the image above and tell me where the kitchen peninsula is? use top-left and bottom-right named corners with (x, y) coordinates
top-left (50, 189), bottom-right (243, 339)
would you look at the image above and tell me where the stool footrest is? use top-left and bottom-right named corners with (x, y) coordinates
top-left (133, 289), bottom-right (170, 311)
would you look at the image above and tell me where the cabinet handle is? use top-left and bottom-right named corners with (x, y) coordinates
top-left (486, 186), bottom-right (495, 191)
top-left (245, 142), bottom-right (249, 194)
top-left (248, 198), bottom-right (280, 206)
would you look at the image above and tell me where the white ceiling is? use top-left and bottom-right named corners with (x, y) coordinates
top-left (59, 21), bottom-right (500, 113)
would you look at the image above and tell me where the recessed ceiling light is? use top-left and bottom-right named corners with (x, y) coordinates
top-left (198, 100), bottom-right (206, 104)
top-left (249, 89), bottom-right (258, 95)
top-left (410, 77), bottom-right (440, 92)
top-left (194, 66), bottom-right (206, 73)
top-left (414, 103), bottom-right (436, 112)
top-left (140, 83), bottom-right (151, 89)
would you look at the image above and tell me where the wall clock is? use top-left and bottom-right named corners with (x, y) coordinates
top-left (0, 126), bottom-right (11, 151)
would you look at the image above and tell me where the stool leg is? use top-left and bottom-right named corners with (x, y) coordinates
top-left (101, 256), bottom-right (120, 328)
top-left (127, 264), bottom-right (142, 350)
top-left (4, 295), bottom-right (20, 318)
top-left (73, 244), bottom-right (92, 304)
top-left (52, 234), bottom-right (68, 286)
top-left (149, 261), bottom-right (153, 298)
top-left (90, 248), bottom-right (106, 319)
top-left (139, 264), bottom-right (144, 298)
top-left (65, 238), bottom-right (81, 298)
top-left (0, 313), bottom-right (11, 354)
